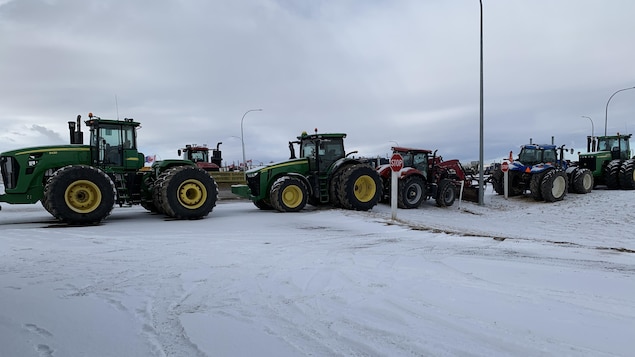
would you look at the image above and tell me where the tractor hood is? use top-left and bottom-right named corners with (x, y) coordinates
top-left (245, 157), bottom-right (308, 177)
top-left (1, 144), bottom-right (90, 158)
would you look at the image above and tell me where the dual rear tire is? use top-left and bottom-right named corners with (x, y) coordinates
top-left (152, 166), bottom-right (218, 219)
top-left (528, 169), bottom-right (568, 202)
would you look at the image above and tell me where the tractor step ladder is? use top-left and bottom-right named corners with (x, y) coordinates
top-left (318, 175), bottom-right (330, 203)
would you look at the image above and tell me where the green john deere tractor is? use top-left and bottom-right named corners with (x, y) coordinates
top-left (578, 133), bottom-right (634, 189)
top-left (231, 131), bottom-right (382, 212)
top-left (0, 113), bottom-right (218, 224)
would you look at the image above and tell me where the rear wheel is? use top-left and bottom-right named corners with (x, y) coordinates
top-left (435, 179), bottom-right (456, 207)
top-left (337, 165), bottom-right (382, 211)
top-left (491, 169), bottom-right (522, 196)
top-left (270, 176), bottom-right (308, 212)
top-left (604, 160), bottom-right (621, 189)
top-left (398, 175), bottom-right (426, 209)
top-left (43, 165), bottom-right (116, 224)
top-left (157, 166), bottom-right (218, 219)
top-left (329, 169), bottom-right (345, 207)
top-left (618, 159), bottom-right (635, 190)
top-left (491, 169), bottom-right (504, 195)
top-left (541, 170), bottom-right (567, 202)
top-left (572, 168), bottom-right (594, 193)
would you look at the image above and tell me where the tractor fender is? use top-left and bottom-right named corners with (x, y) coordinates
top-left (330, 157), bottom-right (364, 177)
top-left (282, 173), bottom-right (312, 196)
top-left (529, 163), bottom-right (556, 174)
top-left (565, 166), bottom-right (578, 179)
top-left (398, 167), bottom-right (423, 180)
top-left (508, 162), bottom-right (526, 172)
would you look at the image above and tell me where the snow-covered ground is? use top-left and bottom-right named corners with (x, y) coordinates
top-left (1, 188), bottom-right (634, 356)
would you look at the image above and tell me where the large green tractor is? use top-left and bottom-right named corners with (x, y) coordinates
top-left (231, 131), bottom-right (382, 212)
top-left (0, 113), bottom-right (218, 224)
top-left (578, 133), bottom-right (634, 189)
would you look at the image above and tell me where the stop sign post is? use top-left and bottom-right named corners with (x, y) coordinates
top-left (390, 153), bottom-right (403, 220)
top-left (501, 161), bottom-right (509, 199)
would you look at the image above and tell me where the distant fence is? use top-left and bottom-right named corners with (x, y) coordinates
top-left (209, 171), bottom-right (246, 184)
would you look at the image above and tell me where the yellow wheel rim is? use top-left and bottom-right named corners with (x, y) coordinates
top-left (281, 185), bottom-right (303, 209)
top-left (64, 180), bottom-right (102, 214)
top-left (353, 175), bottom-right (376, 202)
top-left (177, 179), bottom-right (207, 209)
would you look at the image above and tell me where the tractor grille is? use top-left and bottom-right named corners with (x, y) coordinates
top-left (578, 156), bottom-right (596, 171)
top-left (0, 156), bottom-right (19, 190)
top-left (247, 173), bottom-right (260, 197)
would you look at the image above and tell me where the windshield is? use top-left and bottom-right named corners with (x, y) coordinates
top-left (519, 148), bottom-right (556, 165)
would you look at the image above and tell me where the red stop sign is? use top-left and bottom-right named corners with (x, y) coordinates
top-left (390, 153), bottom-right (404, 172)
top-left (501, 161), bottom-right (509, 172)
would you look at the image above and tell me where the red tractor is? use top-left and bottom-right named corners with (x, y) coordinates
top-left (376, 147), bottom-right (480, 208)
top-left (178, 143), bottom-right (222, 172)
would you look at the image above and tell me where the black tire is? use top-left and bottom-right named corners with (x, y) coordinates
top-left (491, 169), bottom-right (504, 195)
top-left (140, 175), bottom-right (159, 212)
top-left (152, 172), bottom-right (169, 214)
top-left (329, 168), bottom-right (346, 207)
top-left (529, 171), bottom-right (546, 201)
top-left (270, 176), bottom-right (308, 212)
top-left (572, 168), bottom-right (594, 194)
top-left (43, 165), bottom-right (116, 224)
top-left (254, 199), bottom-right (274, 210)
top-left (491, 168), bottom-right (522, 196)
top-left (540, 170), bottom-right (568, 202)
top-left (398, 175), bottom-right (426, 209)
top-left (618, 159), bottom-right (635, 190)
top-left (435, 178), bottom-right (456, 207)
top-left (337, 164), bottom-right (382, 211)
top-left (604, 160), bottom-right (621, 189)
top-left (157, 166), bottom-right (218, 219)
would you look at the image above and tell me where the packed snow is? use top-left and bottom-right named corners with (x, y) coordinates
top-left (1, 186), bottom-right (634, 357)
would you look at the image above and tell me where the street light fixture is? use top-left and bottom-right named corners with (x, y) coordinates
top-left (604, 86), bottom-right (635, 136)
top-left (241, 109), bottom-right (262, 175)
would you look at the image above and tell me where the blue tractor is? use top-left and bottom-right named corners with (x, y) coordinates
top-left (491, 143), bottom-right (593, 202)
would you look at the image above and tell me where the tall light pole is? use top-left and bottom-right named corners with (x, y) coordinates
top-left (241, 109), bottom-right (262, 175)
top-left (478, 0), bottom-right (485, 206)
top-left (604, 86), bottom-right (635, 136)
top-left (581, 116), bottom-right (594, 138)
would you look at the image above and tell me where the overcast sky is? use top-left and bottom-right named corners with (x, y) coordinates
top-left (1, 0), bottom-right (634, 166)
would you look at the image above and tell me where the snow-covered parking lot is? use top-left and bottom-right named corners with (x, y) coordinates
top-left (1, 189), bottom-right (634, 356)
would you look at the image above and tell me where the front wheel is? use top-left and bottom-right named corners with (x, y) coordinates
top-left (529, 172), bottom-right (546, 201)
top-left (572, 168), bottom-right (594, 193)
top-left (541, 170), bottom-right (568, 202)
top-left (618, 159), bottom-right (635, 190)
top-left (605, 160), bottom-right (621, 189)
top-left (270, 176), bottom-right (308, 212)
top-left (435, 179), bottom-right (456, 207)
top-left (398, 176), bottom-right (426, 209)
top-left (43, 165), bottom-right (116, 224)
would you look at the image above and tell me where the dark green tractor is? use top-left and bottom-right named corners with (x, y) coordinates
top-left (231, 131), bottom-right (382, 212)
top-left (578, 133), bottom-right (634, 189)
top-left (0, 113), bottom-right (218, 224)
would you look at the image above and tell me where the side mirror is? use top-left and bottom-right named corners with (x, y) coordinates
top-left (178, 149), bottom-right (182, 156)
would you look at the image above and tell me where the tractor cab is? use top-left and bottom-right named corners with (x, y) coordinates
top-left (595, 134), bottom-right (631, 160)
top-left (391, 147), bottom-right (432, 175)
top-left (78, 113), bottom-right (143, 171)
top-left (517, 144), bottom-right (558, 166)
top-left (297, 132), bottom-right (346, 173)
